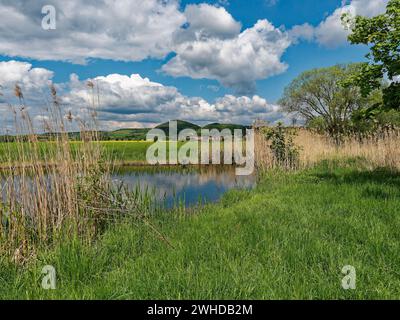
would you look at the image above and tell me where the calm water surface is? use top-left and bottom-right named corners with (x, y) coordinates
top-left (0, 165), bottom-right (256, 209)
top-left (113, 166), bottom-right (256, 208)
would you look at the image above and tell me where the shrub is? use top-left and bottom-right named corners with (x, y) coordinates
top-left (264, 123), bottom-right (300, 170)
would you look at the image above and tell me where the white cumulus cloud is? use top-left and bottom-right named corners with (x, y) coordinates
top-left (0, 60), bottom-right (53, 90)
top-left (314, 0), bottom-right (389, 47)
top-left (183, 4), bottom-right (242, 40)
top-left (0, 0), bottom-right (185, 63)
top-left (64, 72), bottom-right (288, 128)
top-left (0, 61), bottom-right (288, 131)
top-left (288, 23), bottom-right (315, 43)
top-left (163, 15), bottom-right (291, 95)
top-left (0, 60), bottom-right (54, 132)
top-left (0, 2), bottom-right (293, 94)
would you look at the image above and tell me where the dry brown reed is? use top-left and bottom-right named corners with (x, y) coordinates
top-left (255, 127), bottom-right (400, 171)
top-left (0, 84), bottom-right (113, 263)
top-left (0, 82), bottom-right (179, 264)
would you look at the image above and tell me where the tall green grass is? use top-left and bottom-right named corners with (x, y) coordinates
top-left (1, 160), bottom-right (399, 299)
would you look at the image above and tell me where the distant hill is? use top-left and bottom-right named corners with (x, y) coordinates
top-left (20, 129), bottom-right (150, 141)
top-left (106, 128), bottom-right (150, 141)
top-left (156, 120), bottom-right (201, 135)
top-left (0, 120), bottom-right (249, 141)
top-left (203, 123), bottom-right (249, 131)
top-left (156, 121), bottom-right (248, 132)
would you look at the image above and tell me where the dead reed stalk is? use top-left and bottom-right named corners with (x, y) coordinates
top-left (295, 129), bottom-right (400, 170)
top-left (255, 127), bottom-right (400, 171)
top-left (0, 84), bottom-right (113, 263)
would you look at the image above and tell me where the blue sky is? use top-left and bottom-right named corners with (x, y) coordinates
top-left (0, 0), bottom-right (388, 129)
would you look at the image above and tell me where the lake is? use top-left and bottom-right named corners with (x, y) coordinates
top-left (113, 165), bottom-right (257, 208)
top-left (0, 165), bottom-right (257, 210)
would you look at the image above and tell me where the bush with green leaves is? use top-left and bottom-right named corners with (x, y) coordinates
top-left (264, 123), bottom-right (300, 169)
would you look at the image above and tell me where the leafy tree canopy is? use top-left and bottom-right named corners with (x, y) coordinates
top-left (343, 0), bottom-right (400, 111)
top-left (279, 64), bottom-right (377, 142)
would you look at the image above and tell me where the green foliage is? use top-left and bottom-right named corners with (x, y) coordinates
top-left (306, 117), bottom-right (328, 133)
top-left (264, 123), bottom-right (300, 169)
top-left (344, 0), bottom-right (400, 110)
top-left (352, 108), bottom-right (400, 134)
top-left (156, 120), bottom-right (201, 137)
top-left (203, 123), bottom-right (249, 136)
top-left (279, 64), bottom-right (371, 143)
top-left (106, 129), bottom-right (150, 141)
top-left (376, 109), bottom-right (400, 128)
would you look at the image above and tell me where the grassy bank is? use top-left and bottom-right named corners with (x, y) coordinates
top-left (1, 159), bottom-right (399, 299)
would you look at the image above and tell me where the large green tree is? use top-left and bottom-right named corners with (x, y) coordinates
top-left (279, 64), bottom-right (376, 143)
top-left (343, 0), bottom-right (399, 112)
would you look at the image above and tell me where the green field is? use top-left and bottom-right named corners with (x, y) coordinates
top-left (0, 141), bottom-right (225, 165)
top-left (1, 159), bottom-right (399, 299)
top-left (100, 141), bottom-right (154, 162)
top-left (0, 141), bottom-right (155, 164)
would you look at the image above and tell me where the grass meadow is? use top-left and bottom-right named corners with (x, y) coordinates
top-left (1, 159), bottom-right (399, 299)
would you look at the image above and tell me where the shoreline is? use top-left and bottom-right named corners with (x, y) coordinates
top-left (0, 161), bottom-right (242, 171)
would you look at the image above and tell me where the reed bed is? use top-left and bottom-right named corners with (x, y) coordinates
top-left (0, 85), bottom-right (147, 264)
top-left (295, 129), bottom-right (400, 170)
top-left (255, 127), bottom-right (400, 171)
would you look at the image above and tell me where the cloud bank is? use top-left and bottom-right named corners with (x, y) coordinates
top-left (0, 0), bottom-right (390, 132)
top-left (0, 61), bottom-right (288, 131)
top-left (0, 2), bottom-right (291, 94)
top-left (1, 1), bottom-right (388, 94)
top-left (0, 0), bottom-right (185, 63)
top-left (65, 72), bottom-right (287, 129)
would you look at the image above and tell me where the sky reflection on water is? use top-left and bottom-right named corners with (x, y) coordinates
top-left (113, 166), bottom-right (256, 208)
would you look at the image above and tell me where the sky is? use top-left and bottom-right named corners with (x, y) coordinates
top-left (0, 0), bottom-right (390, 131)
